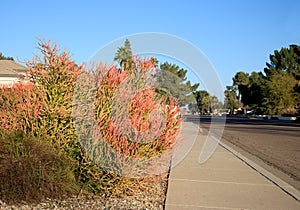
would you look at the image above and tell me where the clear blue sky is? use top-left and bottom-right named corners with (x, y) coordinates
top-left (1, 0), bottom-right (299, 90)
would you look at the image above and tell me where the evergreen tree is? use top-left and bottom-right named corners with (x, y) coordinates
top-left (224, 86), bottom-right (238, 114)
top-left (247, 72), bottom-right (266, 114)
top-left (228, 45), bottom-right (300, 115)
top-left (263, 45), bottom-right (300, 115)
top-left (156, 62), bottom-right (199, 106)
top-left (193, 90), bottom-right (211, 114)
top-left (0, 52), bottom-right (14, 61)
top-left (264, 45), bottom-right (300, 78)
top-left (233, 71), bottom-right (250, 107)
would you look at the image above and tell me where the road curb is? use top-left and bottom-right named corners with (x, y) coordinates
top-left (218, 140), bottom-right (300, 201)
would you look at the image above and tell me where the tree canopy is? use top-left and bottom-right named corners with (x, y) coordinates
top-left (224, 85), bottom-right (238, 114)
top-left (228, 44), bottom-right (300, 116)
top-left (156, 62), bottom-right (199, 107)
top-left (264, 44), bottom-right (300, 78)
top-left (0, 52), bottom-right (14, 61)
top-left (233, 71), bottom-right (249, 106)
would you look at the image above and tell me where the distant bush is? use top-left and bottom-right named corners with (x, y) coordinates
top-left (281, 108), bottom-right (298, 117)
top-left (0, 131), bottom-right (78, 204)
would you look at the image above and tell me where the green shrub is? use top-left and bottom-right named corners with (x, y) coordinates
top-left (0, 130), bottom-right (79, 204)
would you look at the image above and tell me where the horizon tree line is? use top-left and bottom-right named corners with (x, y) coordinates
top-left (225, 44), bottom-right (300, 116)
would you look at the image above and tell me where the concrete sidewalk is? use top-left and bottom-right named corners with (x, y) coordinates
top-left (165, 122), bottom-right (300, 210)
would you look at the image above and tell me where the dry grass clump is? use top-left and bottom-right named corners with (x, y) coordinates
top-left (0, 131), bottom-right (79, 204)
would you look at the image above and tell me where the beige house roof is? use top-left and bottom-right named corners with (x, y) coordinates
top-left (0, 60), bottom-right (27, 77)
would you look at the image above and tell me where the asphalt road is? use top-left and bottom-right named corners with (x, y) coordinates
top-left (184, 115), bottom-right (300, 190)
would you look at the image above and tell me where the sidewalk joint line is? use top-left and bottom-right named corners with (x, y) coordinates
top-left (169, 178), bottom-right (274, 187)
top-left (165, 203), bottom-right (251, 210)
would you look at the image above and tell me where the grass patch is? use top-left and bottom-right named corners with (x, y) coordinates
top-left (0, 131), bottom-right (79, 204)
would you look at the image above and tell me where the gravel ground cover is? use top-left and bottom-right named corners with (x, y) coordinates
top-left (0, 177), bottom-right (167, 210)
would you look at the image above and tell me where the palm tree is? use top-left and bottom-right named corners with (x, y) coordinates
top-left (114, 39), bottom-right (132, 71)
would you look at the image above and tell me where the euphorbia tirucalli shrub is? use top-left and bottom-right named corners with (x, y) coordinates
top-left (75, 55), bottom-right (182, 177)
top-left (0, 40), bottom-right (112, 194)
top-left (25, 40), bottom-right (81, 152)
top-left (0, 83), bottom-right (43, 133)
top-left (24, 40), bottom-right (117, 193)
top-left (0, 40), bottom-right (81, 151)
top-left (95, 67), bottom-right (181, 157)
top-left (0, 39), bottom-right (182, 197)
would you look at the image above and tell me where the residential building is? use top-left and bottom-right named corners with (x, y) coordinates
top-left (0, 60), bottom-right (27, 87)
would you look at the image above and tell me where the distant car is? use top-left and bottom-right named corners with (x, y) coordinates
top-left (246, 110), bottom-right (253, 115)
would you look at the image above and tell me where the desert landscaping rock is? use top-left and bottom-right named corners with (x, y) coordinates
top-left (0, 179), bottom-right (166, 210)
